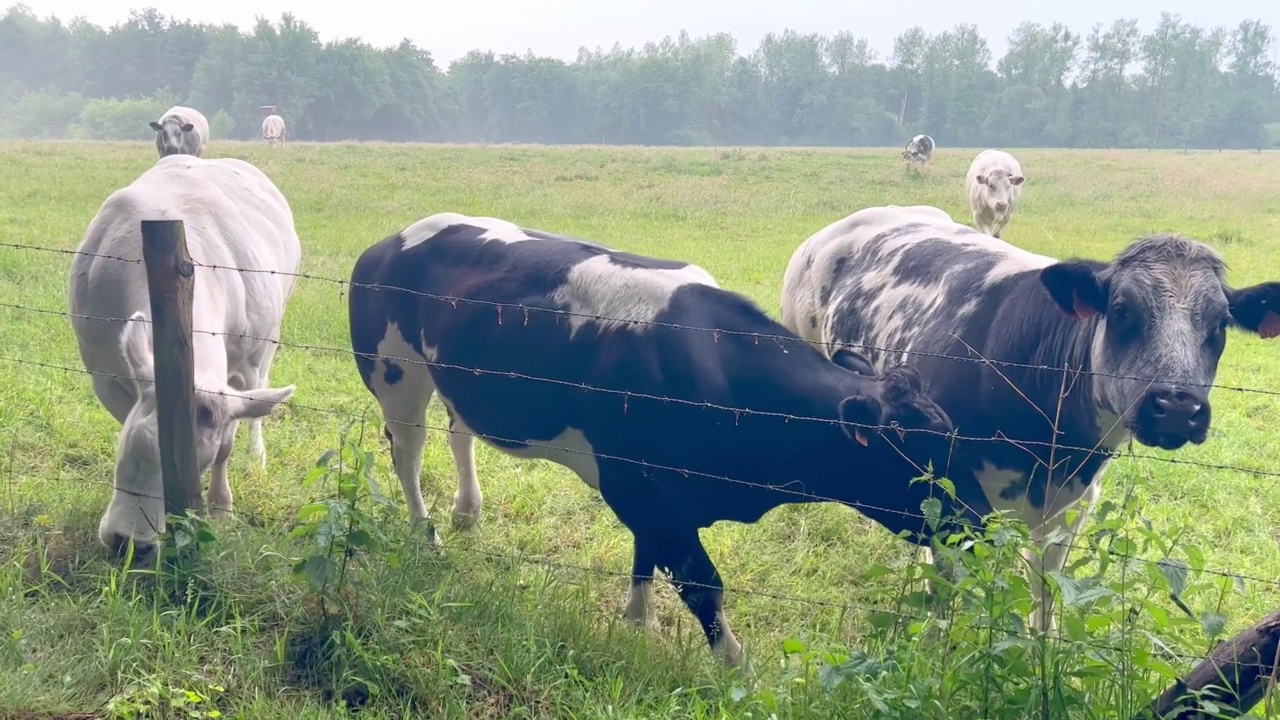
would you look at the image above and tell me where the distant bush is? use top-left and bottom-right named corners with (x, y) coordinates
top-left (1265, 122), bottom-right (1280, 149)
top-left (0, 89), bottom-right (86, 138)
top-left (208, 109), bottom-right (235, 140)
top-left (75, 93), bottom-right (178, 141)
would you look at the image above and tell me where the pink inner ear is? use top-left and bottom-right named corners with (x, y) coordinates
top-left (1071, 290), bottom-right (1098, 320)
top-left (1258, 311), bottom-right (1280, 339)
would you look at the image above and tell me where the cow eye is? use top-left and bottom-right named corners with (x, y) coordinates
top-left (1110, 304), bottom-right (1131, 325)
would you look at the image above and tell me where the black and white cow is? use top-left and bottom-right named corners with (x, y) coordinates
top-left (348, 212), bottom-right (963, 666)
top-left (902, 134), bottom-right (935, 166)
top-left (780, 204), bottom-right (1280, 632)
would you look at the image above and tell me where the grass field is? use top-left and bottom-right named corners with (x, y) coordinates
top-left (2, 141), bottom-right (1280, 718)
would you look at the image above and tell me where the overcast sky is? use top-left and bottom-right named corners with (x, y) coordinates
top-left (16, 0), bottom-right (1280, 68)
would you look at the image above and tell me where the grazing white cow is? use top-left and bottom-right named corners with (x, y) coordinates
top-left (262, 114), bottom-right (286, 148)
top-left (964, 149), bottom-right (1024, 238)
top-left (902, 134), bottom-right (935, 166)
top-left (149, 106), bottom-right (209, 158)
top-left (68, 154), bottom-right (301, 555)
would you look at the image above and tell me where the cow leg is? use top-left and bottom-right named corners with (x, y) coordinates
top-left (245, 344), bottom-right (282, 470)
top-left (445, 409), bottom-right (482, 529)
top-left (624, 535), bottom-right (658, 628)
top-left (91, 374), bottom-right (136, 424)
top-left (380, 388), bottom-right (436, 544)
top-left (1027, 481), bottom-right (1102, 634)
top-left (654, 529), bottom-right (745, 669)
top-left (207, 434), bottom-right (235, 519)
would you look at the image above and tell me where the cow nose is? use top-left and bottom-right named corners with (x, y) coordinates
top-left (994, 202), bottom-right (1008, 212)
top-left (1144, 389), bottom-right (1208, 432)
top-left (103, 531), bottom-right (155, 562)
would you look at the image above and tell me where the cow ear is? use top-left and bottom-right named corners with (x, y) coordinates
top-left (1040, 262), bottom-right (1107, 320)
top-left (149, 121), bottom-right (162, 132)
top-left (1227, 282), bottom-right (1280, 339)
top-left (1010, 175), bottom-right (1025, 186)
top-left (975, 174), bottom-right (987, 186)
top-left (119, 312), bottom-right (154, 387)
top-left (226, 385), bottom-right (295, 420)
top-left (831, 346), bottom-right (876, 376)
top-left (837, 394), bottom-right (883, 448)
top-left (180, 123), bottom-right (194, 132)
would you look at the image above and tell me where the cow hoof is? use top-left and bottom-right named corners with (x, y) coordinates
top-left (408, 517), bottom-right (443, 548)
top-left (450, 506), bottom-right (480, 530)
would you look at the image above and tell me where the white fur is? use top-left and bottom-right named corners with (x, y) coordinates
top-left (965, 149), bottom-right (1025, 238)
top-left (781, 205), bottom-right (1053, 359)
top-left (68, 155), bottom-right (301, 551)
top-left (399, 212), bottom-right (534, 251)
top-left (152, 106), bottom-right (209, 158)
top-left (550, 254), bottom-right (719, 337)
top-left (261, 114), bottom-right (286, 147)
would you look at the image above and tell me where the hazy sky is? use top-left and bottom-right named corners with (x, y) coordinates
top-left (17, 0), bottom-right (1280, 68)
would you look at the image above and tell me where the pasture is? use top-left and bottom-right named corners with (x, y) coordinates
top-left (2, 140), bottom-right (1280, 718)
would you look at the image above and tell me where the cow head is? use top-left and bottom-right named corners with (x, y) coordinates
top-left (974, 167), bottom-right (1024, 216)
top-left (1040, 235), bottom-right (1280, 451)
top-left (150, 117), bottom-right (195, 157)
top-left (98, 312), bottom-right (294, 557)
top-left (833, 348), bottom-right (954, 448)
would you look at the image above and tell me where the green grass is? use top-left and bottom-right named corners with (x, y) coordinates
top-left (3, 141), bottom-right (1280, 718)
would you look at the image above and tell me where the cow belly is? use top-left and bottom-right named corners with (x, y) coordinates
top-left (434, 390), bottom-right (602, 490)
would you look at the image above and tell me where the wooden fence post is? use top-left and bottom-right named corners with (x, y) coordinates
top-left (140, 219), bottom-right (204, 517)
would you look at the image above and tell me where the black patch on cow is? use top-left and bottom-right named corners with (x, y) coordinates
top-left (808, 315), bottom-right (818, 329)
top-left (382, 359), bottom-right (403, 385)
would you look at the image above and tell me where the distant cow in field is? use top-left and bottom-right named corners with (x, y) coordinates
top-left (780, 204), bottom-right (1280, 633)
top-left (262, 114), bottom-right (286, 147)
top-left (149, 105), bottom-right (209, 158)
top-left (68, 154), bottom-right (302, 556)
top-left (347, 212), bottom-right (962, 667)
top-left (965, 149), bottom-right (1025, 238)
top-left (902, 134), bottom-right (934, 167)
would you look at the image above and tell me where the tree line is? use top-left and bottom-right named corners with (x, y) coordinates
top-left (1, 4), bottom-right (1278, 149)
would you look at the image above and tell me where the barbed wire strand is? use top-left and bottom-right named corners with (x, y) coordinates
top-left (7, 475), bottom-right (1260, 673)
top-left (6, 240), bottom-right (1280, 397)
top-left (4, 359), bottom-right (1278, 594)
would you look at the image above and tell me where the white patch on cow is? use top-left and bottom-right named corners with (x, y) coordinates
top-left (499, 426), bottom-right (602, 489)
top-left (975, 459), bottom-right (1095, 531)
top-left (624, 580), bottom-right (656, 625)
top-left (399, 212), bottom-right (533, 251)
top-left (550, 254), bottom-right (718, 337)
top-left (370, 321), bottom-right (435, 523)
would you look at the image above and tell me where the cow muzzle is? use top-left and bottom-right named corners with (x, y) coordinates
top-left (1134, 387), bottom-right (1210, 450)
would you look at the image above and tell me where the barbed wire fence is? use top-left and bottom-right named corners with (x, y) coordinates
top-left (4, 231), bottom-right (1280, 716)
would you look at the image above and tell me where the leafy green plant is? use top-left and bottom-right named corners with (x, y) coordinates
top-left (289, 418), bottom-right (401, 616)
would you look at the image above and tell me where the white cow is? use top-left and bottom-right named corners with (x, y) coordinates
top-left (262, 114), bottom-right (286, 148)
top-left (964, 149), bottom-right (1025, 238)
top-left (68, 154), bottom-right (302, 555)
top-left (150, 106), bottom-right (209, 158)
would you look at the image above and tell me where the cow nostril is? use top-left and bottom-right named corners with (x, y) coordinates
top-left (1150, 395), bottom-right (1170, 417)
